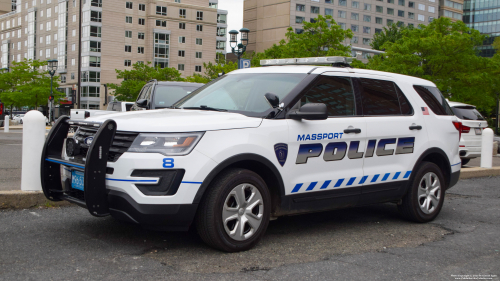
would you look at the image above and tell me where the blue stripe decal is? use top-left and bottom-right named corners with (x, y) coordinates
top-left (291, 183), bottom-right (303, 193)
top-left (306, 182), bottom-right (318, 191)
top-left (346, 177), bottom-right (356, 186)
top-left (334, 179), bottom-right (344, 187)
top-left (403, 171), bottom-right (412, 179)
top-left (359, 176), bottom-right (368, 184)
top-left (451, 162), bottom-right (461, 167)
top-left (320, 180), bottom-right (331, 190)
top-left (106, 178), bottom-right (157, 183)
top-left (371, 174), bottom-right (380, 183)
top-left (181, 181), bottom-right (203, 184)
top-left (382, 173), bottom-right (390, 181)
top-left (393, 172), bottom-right (401, 180)
top-left (45, 158), bottom-right (85, 169)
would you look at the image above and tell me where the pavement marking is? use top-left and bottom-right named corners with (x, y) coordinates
top-left (29, 212), bottom-right (41, 217)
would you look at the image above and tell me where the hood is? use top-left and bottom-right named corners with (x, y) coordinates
top-left (86, 109), bottom-right (263, 132)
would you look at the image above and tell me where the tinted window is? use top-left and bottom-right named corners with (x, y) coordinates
top-left (395, 84), bottom-right (413, 115)
top-left (301, 76), bottom-right (355, 116)
top-left (360, 78), bottom-right (400, 115)
top-left (153, 85), bottom-right (200, 108)
top-left (451, 106), bottom-right (485, 120)
top-left (125, 103), bottom-right (133, 111)
top-left (137, 85), bottom-right (150, 101)
top-left (413, 85), bottom-right (453, 115)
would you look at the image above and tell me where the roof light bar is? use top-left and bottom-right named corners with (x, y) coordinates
top-left (260, 56), bottom-right (353, 66)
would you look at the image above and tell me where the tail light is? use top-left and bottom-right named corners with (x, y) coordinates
top-left (452, 121), bottom-right (462, 140)
top-left (0, 103), bottom-right (3, 115)
top-left (84, 111), bottom-right (90, 119)
top-left (461, 125), bottom-right (470, 134)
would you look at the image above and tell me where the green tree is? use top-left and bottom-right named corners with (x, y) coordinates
top-left (366, 17), bottom-right (499, 115)
top-left (370, 23), bottom-right (413, 51)
top-left (108, 62), bottom-right (183, 101)
top-left (202, 59), bottom-right (238, 80)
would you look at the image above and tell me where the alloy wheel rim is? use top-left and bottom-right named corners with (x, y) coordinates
top-left (222, 183), bottom-right (264, 241)
top-left (417, 172), bottom-right (441, 214)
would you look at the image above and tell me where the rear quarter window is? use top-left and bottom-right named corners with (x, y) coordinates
top-left (413, 85), bottom-right (454, 116)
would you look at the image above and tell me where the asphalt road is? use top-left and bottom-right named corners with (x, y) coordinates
top-left (0, 177), bottom-right (499, 280)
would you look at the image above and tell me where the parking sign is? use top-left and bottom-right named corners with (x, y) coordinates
top-left (239, 59), bottom-right (251, 69)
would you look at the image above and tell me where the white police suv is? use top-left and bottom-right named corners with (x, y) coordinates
top-left (41, 57), bottom-right (461, 252)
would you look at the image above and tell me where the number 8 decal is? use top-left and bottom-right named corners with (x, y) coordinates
top-left (163, 158), bottom-right (174, 168)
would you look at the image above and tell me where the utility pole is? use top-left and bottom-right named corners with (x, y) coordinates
top-left (76, 0), bottom-right (83, 109)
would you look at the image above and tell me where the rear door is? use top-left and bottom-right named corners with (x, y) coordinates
top-left (355, 76), bottom-right (429, 204)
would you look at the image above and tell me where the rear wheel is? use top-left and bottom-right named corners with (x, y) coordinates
top-left (195, 168), bottom-right (271, 252)
top-left (461, 158), bottom-right (470, 166)
top-left (398, 162), bottom-right (446, 223)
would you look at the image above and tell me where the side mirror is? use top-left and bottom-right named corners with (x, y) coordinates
top-left (288, 103), bottom-right (328, 120)
top-left (136, 99), bottom-right (148, 108)
top-left (264, 93), bottom-right (280, 108)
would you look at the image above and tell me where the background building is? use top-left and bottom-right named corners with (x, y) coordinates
top-left (463, 0), bottom-right (498, 57)
top-left (0, 0), bottom-right (228, 110)
top-left (243, 0), bottom-right (456, 57)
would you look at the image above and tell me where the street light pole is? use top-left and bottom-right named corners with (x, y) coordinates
top-left (47, 59), bottom-right (58, 124)
top-left (229, 28), bottom-right (250, 69)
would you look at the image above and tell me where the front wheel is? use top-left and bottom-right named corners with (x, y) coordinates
top-left (398, 162), bottom-right (446, 223)
top-left (195, 168), bottom-right (271, 252)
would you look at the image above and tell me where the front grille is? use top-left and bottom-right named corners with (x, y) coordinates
top-left (73, 125), bottom-right (139, 162)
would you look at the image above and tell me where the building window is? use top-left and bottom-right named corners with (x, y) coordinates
top-left (418, 14), bottom-right (424, 21)
top-left (398, 0), bottom-right (405, 5)
top-left (90, 41), bottom-right (101, 52)
top-left (296, 4), bottom-right (305, 11)
top-left (409, 1), bottom-right (414, 7)
top-left (156, 6), bottom-right (167, 16)
top-left (338, 10), bottom-right (346, 18)
top-left (71, 72), bottom-right (75, 79)
top-left (364, 3), bottom-right (371, 10)
top-left (326, 0), bottom-right (332, 3)
top-left (89, 56), bottom-right (101, 67)
top-left (351, 24), bottom-right (359, 32)
top-left (138, 32), bottom-right (144, 39)
top-left (196, 11), bottom-right (203, 20)
top-left (179, 22), bottom-right (185, 29)
top-left (375, 28), bottom-right (382, 33)
top-left (351, 12), bottom-right (359, 20)
top-left (311, 6), bottom-right (320, 13)
top-left (195, 51), bottom-right (202, 58)
top-left (363, 15), bottom-right (371, 22)
top-left (398, 10), bottom-right (404, 16)
top-left (296, 16), bottom-right (305, 23)
top-left (387, 19), bottom-right (394, 25)
top-left (363, 38), bottom-right (371, 45)
top-left (81, 71), bottom-right (100, 82)
top-left (351, 36), bottom-right (358, 44)
top-left (178, 64), bottom-right (184, 71)
top-left (197, 24), bottom-right (203, 31)
top-left (196, 38), bottom-right (202, 45)
top-left (125, 30), bottom-right (132, 38)
top-left (217, 14), bottom-right (226, 23)
top-left (418, 3), bottom-right (425, 10)
top-left (376, 17), bottom-right (382, 24)
top-left (195, 65), bottom-right (202, 72)
top-left (81, 86), bottom-right (100, 97)
top-left (216, 41), bottom-right (226, 50)
top-left (139, 4), bottom-right (145, 11)
top-left (295, 28), bottom-right (304, 34)
top-left (408, 23), bottom-right (414, 27)
top-left (125, 45), bottom-right (131, 52)
top-left (179, 36), bottom-right (185, 43)
top-left (179, 9), bottom-right (186, 18)
top-left (91, 11), bottom-right (101, 22)
top-left (339, 22), bottom-right (346, 29)
top-left (428, 6), bottom-right (435, 13)
top-left (126, 16), bottom-right (132, 23)
top-left (387, 8), bottom-right (394, 15)
top-left (428, 16), bottom-right (434, 22)
top-left (126, 1), bottom-right (132, 9)
top-left (175, 0), bottom-right (180, 2)
top-left (178, 50), bottom-right (185, 57)
top-left (408, 11), bottom-right (415, 19)
top-left (376, 5), bottom-right (383, 12)
top-left (217, 27), bottom-right (226, 36)
top-left (138, 18), bottom-right (145, 25)
top-left (154, 33), bottom-right (169, 68)
top-left (90, 26), bottom-right (101, 37)
top-left (363, 26), bottom-right (371, 33)
top-left (156, 20), bottom-right (166, 27)
top-left (388, 0), bottom-right (394, 3)
top-left (325, 8), bottom-right (333, 16)
top-left (138, 47), bottom-right (144, 54)
top-left (209, 2), bottom-right (218, 8)
top-left (339, 0), bottom-right (347, 6)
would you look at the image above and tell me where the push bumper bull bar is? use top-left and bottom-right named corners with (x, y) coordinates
top-left (41, 116), bottom-right (117, 217)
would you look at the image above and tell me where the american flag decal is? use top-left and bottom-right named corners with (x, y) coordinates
top-left (422, 107), bottom-right (429, 115)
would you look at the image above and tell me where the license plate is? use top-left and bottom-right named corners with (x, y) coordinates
top-left (71, 170), bottom-right (84, 191)
top-left (475, 128), bottom-right (482, 135)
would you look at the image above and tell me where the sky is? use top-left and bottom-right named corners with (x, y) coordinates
top-left (218, 0), bottom-right (244, 52)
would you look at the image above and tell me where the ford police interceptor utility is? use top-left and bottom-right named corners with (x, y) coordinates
top-left (41, 57), bottom-right (461, 252)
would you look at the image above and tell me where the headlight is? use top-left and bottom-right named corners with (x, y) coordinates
top-left (127, 132), bottom-right (204, 156)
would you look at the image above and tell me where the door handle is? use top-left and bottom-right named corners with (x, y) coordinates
top-left (344, 128), bottom-right (361, 134)
top-left (409, 125), bottom-right (422, 130)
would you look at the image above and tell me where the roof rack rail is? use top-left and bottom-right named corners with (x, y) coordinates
top-left (148, 79), bottom-right (158, 84)
top-left (260, 56), bottom-right (353, 67)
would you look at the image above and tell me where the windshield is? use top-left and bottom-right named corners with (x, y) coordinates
top-left (154, 85), bottom-right (201, 108)
top-left (106, 102), bottom-right (120, 111)
top-left (452, 106), bottom-right (485, 120)
top-left (175, 73), bottom-right (307, 117)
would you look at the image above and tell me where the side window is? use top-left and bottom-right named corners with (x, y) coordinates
top-left (395, 84), bottom-right (413, 115)
top-left (137, 84), bottom-right (150, 101)
top-left (301, 76), bottom-right (356, 116)
top-left (413, 85), bottom-right (454, 115)
top-left (143, 85), bottom-right (154, 101)
top-left (125, 103), bottom-right (133, 111)
top-left (359, 78), bottom-right (400, 116)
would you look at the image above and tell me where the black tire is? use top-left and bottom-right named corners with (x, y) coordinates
top-left (398, 161), bottom-right (446, 223)
top-left (195, 168), bottom-right (271, 252)
top-left (461, 158), bottom-right (470, 166)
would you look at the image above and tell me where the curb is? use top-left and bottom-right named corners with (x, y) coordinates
top-left (1, 167), bottom-right (499, 210)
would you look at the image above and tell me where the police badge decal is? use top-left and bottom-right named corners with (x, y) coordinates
top-left (274, 143), bottom-right (288, 167)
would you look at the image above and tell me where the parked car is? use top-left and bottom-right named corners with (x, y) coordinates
top-left (448, 101), bottom-right (488, 165)
top-left (0, 101), bottom-right (5, 127)
top-left (131, 80), bottom-right (204, 111)
top-left (13, 114), bottom-right (25, 123)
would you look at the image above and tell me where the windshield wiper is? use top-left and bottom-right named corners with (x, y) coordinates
top-left (182, 105), bottom-right (227, 112)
